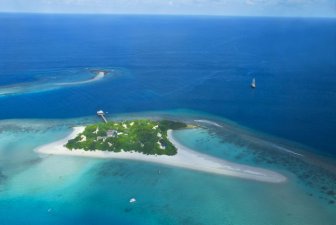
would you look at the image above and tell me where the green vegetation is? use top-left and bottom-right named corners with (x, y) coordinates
top-left (65, 119), bottom-right (187, 155)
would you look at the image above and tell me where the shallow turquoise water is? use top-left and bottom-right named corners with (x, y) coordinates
top-left (0, 116), bottom-right (335, 225)
top-left (173, 126), bottom-right (336, 204)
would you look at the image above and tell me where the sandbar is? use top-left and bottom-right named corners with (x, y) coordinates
top-left (35, 127), bottom-right (286, 183)
top-left (55, 71), bottom-right (106, 86)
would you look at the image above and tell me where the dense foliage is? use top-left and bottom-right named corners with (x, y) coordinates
top-left (65, 119), bottom-right (186, 155)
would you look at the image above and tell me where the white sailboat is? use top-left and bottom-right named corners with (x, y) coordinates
top-left (251, 78), bottom-right (256, 88)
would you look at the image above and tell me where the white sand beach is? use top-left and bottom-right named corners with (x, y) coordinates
top-left (35, 127), bottom-right (286, 183)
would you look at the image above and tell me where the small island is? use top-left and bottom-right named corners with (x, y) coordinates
top-left (35, 119), bottom-right (286, 183)
top-left (65, 119), bottom-right (187, 155)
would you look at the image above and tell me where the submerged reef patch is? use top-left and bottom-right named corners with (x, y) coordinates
top-left (0, 67), bottom-right (119, 97)
top-left (201, 122), bottom-right (336, 204)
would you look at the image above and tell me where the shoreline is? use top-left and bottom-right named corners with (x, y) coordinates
top-left (35, 126), bottom-right (286, 183)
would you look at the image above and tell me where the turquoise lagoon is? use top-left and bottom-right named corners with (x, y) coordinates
top-left (0, 113), bottom-right (335, 225)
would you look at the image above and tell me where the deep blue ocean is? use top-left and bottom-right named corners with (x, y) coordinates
top-left (0, 14), bottom-right (336, 225)
top-left (0, 14), bottom-right (335, 155)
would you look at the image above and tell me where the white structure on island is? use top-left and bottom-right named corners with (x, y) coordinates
top-left (97, 110), bottom-right (107, 123)
top-left (106, 130), bottom-right (117, 137)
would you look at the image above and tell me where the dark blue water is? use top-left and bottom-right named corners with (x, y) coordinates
top-left (0, 14), bottom-right (335, 155)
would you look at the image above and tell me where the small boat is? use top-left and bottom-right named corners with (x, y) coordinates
top-left (129, 198), bottom-right (137, 203)
top-left (251, 78), bottom-right (256, 89)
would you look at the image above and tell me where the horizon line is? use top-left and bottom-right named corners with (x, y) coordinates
top-left (0, 11), bottom-right (335, 19)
